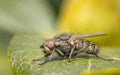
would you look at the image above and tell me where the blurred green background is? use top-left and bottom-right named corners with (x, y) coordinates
top-left (0, 0), bottom-right (120, 75)
top-left (0, 0), bottom-right (62, 75)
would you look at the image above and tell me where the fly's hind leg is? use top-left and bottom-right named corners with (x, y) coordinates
top-left (95, 54), bottom-right (113, 61)
top-left (92, 45), bottom-right (113, 61)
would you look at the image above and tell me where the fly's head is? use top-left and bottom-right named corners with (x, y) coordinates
top-left (40, 40), bottom-right (55, 57)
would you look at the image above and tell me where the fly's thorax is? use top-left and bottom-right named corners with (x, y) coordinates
top-left (74, 39), bottom-right (85, 50)
top-left (55, 39), bottom-right (72, 56)
top-left (55, 40), bottom-right (72, 51)
top-left (54, 33), bottom-right (74, 41)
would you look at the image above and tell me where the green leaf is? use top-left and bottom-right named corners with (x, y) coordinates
top-left (8, 34), bottom-right (120, 75)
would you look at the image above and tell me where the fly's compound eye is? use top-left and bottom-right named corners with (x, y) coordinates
top-left (46, 41), bottom-right (55, 50)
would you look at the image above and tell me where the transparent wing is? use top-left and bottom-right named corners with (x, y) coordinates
top-left (74, 33), bottom-right (106, 39)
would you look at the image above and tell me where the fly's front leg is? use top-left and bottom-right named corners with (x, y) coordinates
top-left (38, 48), bottom-right (56, 65)
top-left (38, 58), bottom-right (49, 65)
top-left (32, 57), bottom-right (44, 61)
top-left (56, 48), bottom-right (66, 57)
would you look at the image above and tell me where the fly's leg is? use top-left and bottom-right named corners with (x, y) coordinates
top-left (38, 59), bottom-right (49, 65)
top-left (68, 45), bottom-right (76, 63)
top-left (38, 48), bottom-right (56, 65)
top-left (95, 54), bottom-right (113, 61)
top-left (40, 48), bottom-right (66, 65)
top-left (32, 57), bottom-right (44, 61)
top-left (56, 48), bottom-right (65, 57)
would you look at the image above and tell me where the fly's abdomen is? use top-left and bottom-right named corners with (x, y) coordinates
top-left (86, 43), bottom-right (99, 54)
top-left (75, 39), bottom-right (99, 54)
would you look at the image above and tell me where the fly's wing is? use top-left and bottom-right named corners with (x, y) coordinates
top-left (73, 33), bottom-right (106, 39)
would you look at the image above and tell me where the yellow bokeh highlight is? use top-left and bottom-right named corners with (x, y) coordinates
top-left (58, 0), bottom-right (120, 46)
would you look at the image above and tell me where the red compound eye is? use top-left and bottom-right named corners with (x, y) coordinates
top-left (46, 41), bottom-right (55, 49)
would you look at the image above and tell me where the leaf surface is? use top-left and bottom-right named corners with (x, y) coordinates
top-left (8, 34), bottom-right (120, 75)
